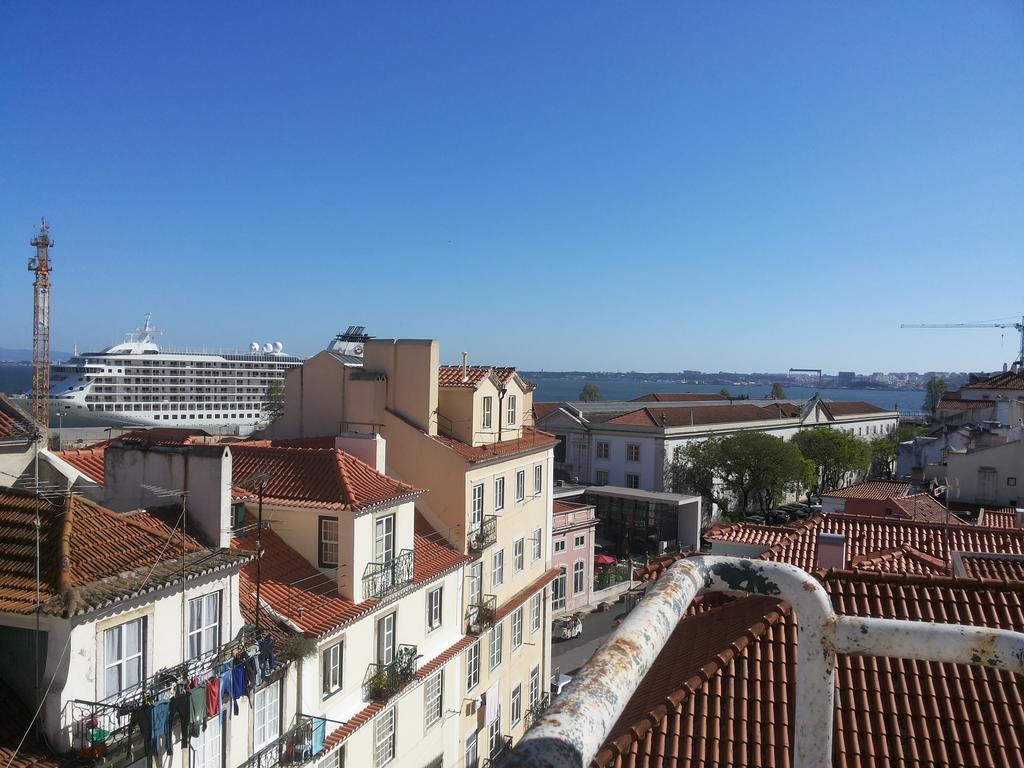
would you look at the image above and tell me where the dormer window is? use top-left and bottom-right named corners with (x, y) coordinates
top-left (482, 396), bottom-right (493, 430)
top-left (507, 394), bottom-right (518, 426)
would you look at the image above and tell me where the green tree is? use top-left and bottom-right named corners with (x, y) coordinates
top-left (667, 439), bottom-right (729, 527)
top-left (770, 382), bottom-right (787, 400)
top-left (579, 383), bottom-right (601, 402)
top-left (923, 377), bottom-right (947, 415)
top-left (868, 436), bottom-right (897, 479)
top-left (792, 427), bottom-right (871, 497)
top-left (264, 380), bottom-right (285, 421)
top-left (719, 387), bottom-right (730, 398)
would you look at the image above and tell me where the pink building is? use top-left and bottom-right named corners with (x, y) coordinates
top-left (551, 499), bottom-right (597, 614)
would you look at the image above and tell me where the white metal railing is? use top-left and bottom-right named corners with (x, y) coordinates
top-left (504, 555), bottom-right (1024, 768)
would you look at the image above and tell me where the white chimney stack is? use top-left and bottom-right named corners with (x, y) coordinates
top-left (816, 532), bottom-right (847, 570)
top-left (462, 352), bottom-right (469, 382)
top-left (1015, 508), bottom-right (1024, 529)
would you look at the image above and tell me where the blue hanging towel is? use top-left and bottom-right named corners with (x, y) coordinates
top-left (151, 700), bottom-right (172, 757)
top-left (219, 670), bottom-right (237, 716)
top-left (311, 717), bottom-right (326, 755)
top-left (232, 662), bottom-right (249, 708)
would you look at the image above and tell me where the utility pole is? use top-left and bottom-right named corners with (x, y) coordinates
top-left (28, 219), bottom-right (53, 442)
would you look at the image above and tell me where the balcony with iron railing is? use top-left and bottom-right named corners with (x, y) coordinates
top-left (483, 735), bottom-right (513, 767)
top-left (468, 515), bottom-right (498, 552)
top-left (361, 549), bottom-right (415, 601)
top-left (505, 556), bottom-right (1024, 768)
top-left (65, 627), bottom-right (270, 767)
top-left (466, 594), bottom-right (498, 635)
top-left (525, 694), bottom-right (550, 727)
top-left (362, 644), bottom-right (418, 701)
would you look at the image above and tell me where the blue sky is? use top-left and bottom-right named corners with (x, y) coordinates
top-left (1, 3), bottom-right (1022, 373)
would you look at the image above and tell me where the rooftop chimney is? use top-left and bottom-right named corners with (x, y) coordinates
top-left (462, 352), bottom-right (469, 382)
top-left (816, 532), bottom-right (847, 570)
top-left (1015, 508), bottom-right (1024, 529)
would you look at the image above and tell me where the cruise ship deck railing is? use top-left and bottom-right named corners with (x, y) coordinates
top-left (503, 555), bottom-right (1024, 768)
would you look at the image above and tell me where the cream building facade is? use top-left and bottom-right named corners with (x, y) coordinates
top-left (263, 338), bottom-right (559, 767)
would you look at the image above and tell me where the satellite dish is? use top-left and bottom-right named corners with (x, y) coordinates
top-left (250, 342), bottom-right (260, 353)
top-left (263, 342), bottom-right (274, 353)
top-left (273, 341), bottom-right (284, 353)
top-left (354, 345), bottom-right (363, 355)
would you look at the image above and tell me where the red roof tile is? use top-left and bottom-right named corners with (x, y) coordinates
top-left (114, 427), bottom-right (211, 445)
top-left (0, 680), bottom-right (66, 768)
top-left (0, 395), bottom-right (36, 443)
top-left (890, 493), bottom-right (964, 525)
top-left (229, 444), bottom-right (421, 512)
top-left (963, 371), bottom-right (1024, 390)
top-left (431, 427), bottom-right (559, 464)
top-left (631, 393), bottom-right (728, 402)
top-left (532, 402), bottom-right (561, 420)
top-left (849, 544), bottom-right (950, 576)
top-left (495, 568), bottom-right (560, 622)
top-left (598, 570), bottom-right (1024, 768)
top-left (821, 400), bottom-right (890, 416)
top-left (0, 488), bottom-right (248, 617)
top-left (54, 445), bottom-right (107, 484)
top-left (822, 479), bottom-right (911, 500)
top-left (958, 553), bottom-right (1024, 581)
top-left (705, 521), bottom-right (803, 548)
top-left (437, 365), bottom-right (533, 390)
top-left (605, 403), bottom-right (803, 428)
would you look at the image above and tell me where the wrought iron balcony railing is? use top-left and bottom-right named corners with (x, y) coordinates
top-left (482, 735), bottom-right (513, 767)
top-left (525, 694), bottom-right (550, 727)
top-left (466, 594), bottom-right (498, 635)
top-left (363, 644), bottom-right (418, 701)
top-left (238, 717), bottom-right (318, 768)
top-left (468, 515), bottom-right (498, 552)
top-left (362, 549), bottom-right (415, 601)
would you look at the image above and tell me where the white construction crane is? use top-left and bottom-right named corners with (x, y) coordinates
top-left (900, 316), bottom-right (1024, 368)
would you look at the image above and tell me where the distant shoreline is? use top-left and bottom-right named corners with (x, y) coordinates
top-left (520, 371), bottom-right (939, 393)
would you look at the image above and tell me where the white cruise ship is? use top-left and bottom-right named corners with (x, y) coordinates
top-left (49, 316), bottom-right (303, 433)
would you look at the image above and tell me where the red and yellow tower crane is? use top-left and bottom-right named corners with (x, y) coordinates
top-left (27, 218), bottom-right (53, 439)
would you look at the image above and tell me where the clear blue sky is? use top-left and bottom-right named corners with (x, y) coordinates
top-left (2, 3), bottom-right (1022, 373)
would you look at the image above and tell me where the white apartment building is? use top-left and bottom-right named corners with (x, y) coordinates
top-left (537, 395), bottom-right (899, 492)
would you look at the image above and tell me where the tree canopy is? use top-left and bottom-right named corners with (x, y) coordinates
top-left (923, 377), bottom-right (947, 415)
top-left (791, 427), bottom-right (871, 496)
top-left (579, 383), bottom-right (601, 402)
top-left (770, 382), bottom-right (787, 400)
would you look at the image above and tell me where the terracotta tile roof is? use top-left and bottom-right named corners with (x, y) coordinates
top-left (232, 515), bottom-right (467, 638)
top-left (532, 402), bottom-right (561, 420)
top-left (947, 501), bottom-right (1018, 528)
top-left (0, 680), bottom-right (66, 768)
top-left (0, 488), bottom-right (249, 617)
top-left (963, 371), bottom-right (1024, 390)
top-left (494, 568), bottom-right (560, 622)
top-left (705, 521), bottom-right (803, 548)
top-left (437, 365), bottom-right (526, 389)
top-left (605, 402), bottom-right (803, 428)
top-left (54, 445), bottom-right (107, 484)
top-left (229, 444), bottom-right (421, 512)
top-left (553, 500), bottom-right (593, 514)
top-left (598, 571), bottom-right (1024, 768)
top-left (431, 427), bottom-right (559, 464)
top-left (849, 544), bottom-right (951, 576)
top-left (114, 428), bottom-right (211, 446)
top-left (821, 400), bottom-right (890, 416)
top-left (0, 395), bottom-right (36, 443)
top-left (631, 393), bottom-right (728, 402)
top-left (958, 554), bottom-right (1024, 581)
top-left (822, 479), bottom-right (911, 500)
top-left (319, 633), bottom-right (477, 756)
top-left (761, 513), bottom-right (1024, 573)
top-left (937, 392), bottom-right (997, 411)
top-left (634, 551), bottom-right (691, 582)
top-left (890, 493), bottom-right (965, 525)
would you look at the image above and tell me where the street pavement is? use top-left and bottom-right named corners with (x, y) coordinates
top-left (550, 602), bottom-right (633, 677)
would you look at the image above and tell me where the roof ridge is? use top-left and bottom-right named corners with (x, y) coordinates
top-left (821, 567), bottom-right (1024, 591)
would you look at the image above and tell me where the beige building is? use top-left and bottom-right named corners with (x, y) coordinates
top-left (266, 338), bottom-right (559, 766)
top-left (0, 394), bottom-right (40, 488)
top-left (945, 439), bottom-right (1024, 509)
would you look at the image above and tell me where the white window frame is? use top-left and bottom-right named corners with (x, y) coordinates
top-left (427, 587), bottom-right (443, 632)
top-left (595, 470), bottom-right (609, 486)
top-left (104, 617), bottom-right (145, 699)
top-left (553, 538), bottom-right (566, 554)
top-left (511, 607), bottom-right (523, 651)
top-left (530, 593), bottom-right (542, 634)
top-left (318, 749), bottom-right (343, 768)
top-left (377, 612), bottom-right (396, 665)
top-left (573, 560), bottom-right (585, 595)
top-left (471, 484), bottom-right (484, 529)
top-left (573, 533), bottom-right (586, 550)
top-left (488, 714), bottom-right (503, 759)
top-left (514, 538), bottom-right (524, 574)
top-left (482, 396), bottom-right (493, 430)
top-left (494, 477), bottom-right (505, 512)
top-left (466, 641), bottom-right (481, 691)
top-left (490, 622), bottom-right (504, 670)
top-left (465, 732), bottom-right (479, 768)
top-left (530, 666), bottom-right (541, 706)
top-left (319, 517), bottom-right (340, 568)
top-left (187, 591), bottom-right (221, 660)
top-left (507, 394), bottom-right (517, 426)
top-left (515, 470), bottom-right (525, 502)
top-left (511, 683), bottom-right (522, 727)
top-left (533, 464), bottom-right (542, 495)
top-left (190, 699), bottom-right (222, 768)
top-left (254, 680), bottom-right (280, 751)
top-left (424, 671), bottom-right (443, 729)
top-left (374, 707), bottom-right (396, 766)
top-left (625, 473), bottom-right (640, 489)
top-left (626, 443), bottom-right (640, 462)
top-left (597, 441), bottom-right (609, 460)
top-left (322, 641), bottom-right (343, 699)
top-left (492, 548), bottom-right (504, 588)
top-left (531, 528), bottom-right (542, 562)
top-left (552, 569), bottom-right (567, 612)
top-left (374, 514), bottom-right (395, 564)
